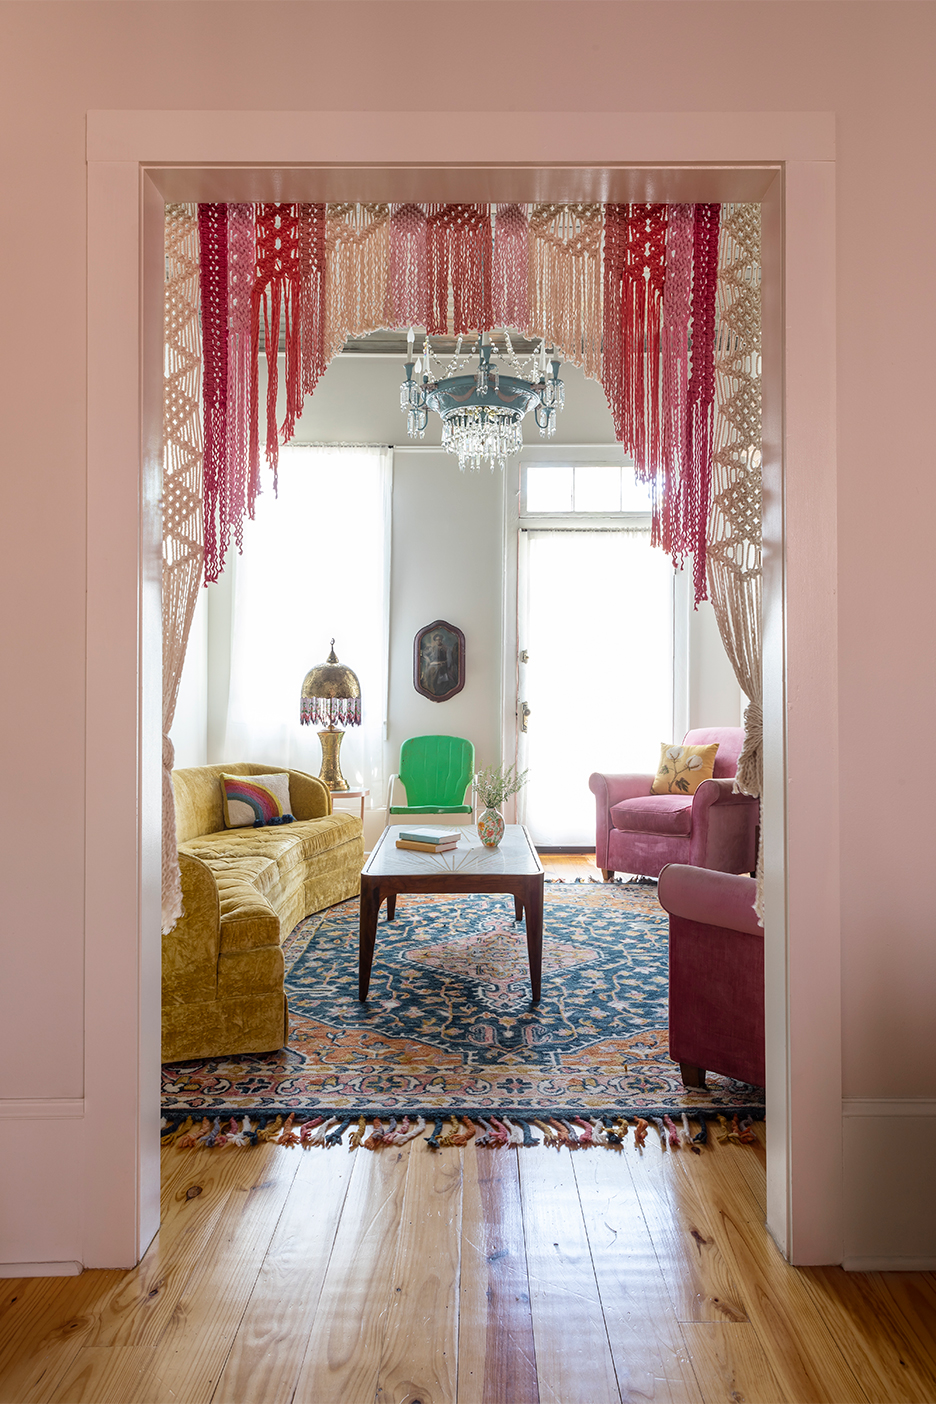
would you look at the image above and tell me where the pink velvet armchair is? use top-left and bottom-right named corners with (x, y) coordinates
top-left (658, 863), bottom-right (764, 1089)
top-left (588, 727), bottom-right (758, 881)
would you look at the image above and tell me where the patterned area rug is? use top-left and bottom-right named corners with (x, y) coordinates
top-left (162, 884), bottom-right (764, 1120)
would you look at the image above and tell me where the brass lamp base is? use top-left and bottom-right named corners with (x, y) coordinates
top-left (318, 728), bottom-right (349, 791)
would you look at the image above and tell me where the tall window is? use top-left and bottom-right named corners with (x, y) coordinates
top-left (220, 445), bottom-right (392, 799)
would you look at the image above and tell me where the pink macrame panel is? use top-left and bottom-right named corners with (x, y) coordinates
top-left (225, 203), bottom-right (257, 562)
top-left (661, 204), bottom-right (694, 558)
top-left (426, 204), bottom-right (493, 335)
top-left (492, 204), bottom-right (529, 329)
top-left (389, 203), bottom-right (428, 329)
top-left (685, 203), bottom-right (721, 605)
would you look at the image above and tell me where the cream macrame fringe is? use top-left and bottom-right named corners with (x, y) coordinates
top-left (708, 203), bottom-right (764, 919)
top-left (525, 203), bottom-right (603, 379)
top-left (323, 203), bottom-right (391, 367)
top-left (162, 205), bottom-right (205, 934)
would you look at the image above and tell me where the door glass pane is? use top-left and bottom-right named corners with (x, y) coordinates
top-left (525, 464), bottom-right (573, 513)
top-left (573, 464), bottom-right (621, 512)
top-left (620, 469), bottom-right (653, 512)
top-left (520, 529), bottom-right (673, 846)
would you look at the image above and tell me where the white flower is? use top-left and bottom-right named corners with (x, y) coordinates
top-left (665, 747), bottom-right (681, 760)
top-left (687, 755), bottom-right (702, 770)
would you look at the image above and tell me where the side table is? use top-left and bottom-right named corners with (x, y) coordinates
top-left (329, 786), bottom-right (369, 825)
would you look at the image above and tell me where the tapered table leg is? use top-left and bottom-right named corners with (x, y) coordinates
top-left (386, 893), bottom-right (397, 922)
top-left (514, 894), bottom-right (524, 922)
top-left (359, 879), bottom-right (382, 1000)
top-left (522, 875), bottom-right (544, 1003)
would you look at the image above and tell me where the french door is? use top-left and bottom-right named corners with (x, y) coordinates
top-left (517, 526), bottom-right (675, 846)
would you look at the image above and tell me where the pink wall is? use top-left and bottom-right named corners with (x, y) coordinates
top-left (1, 1), bottom-right (934, 1263)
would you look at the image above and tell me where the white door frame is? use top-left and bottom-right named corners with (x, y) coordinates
top-left (83, 109), bottom-right (838, 1267)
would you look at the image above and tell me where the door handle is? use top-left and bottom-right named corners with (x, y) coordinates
top-left (520, 702), bottom-right (531, 733)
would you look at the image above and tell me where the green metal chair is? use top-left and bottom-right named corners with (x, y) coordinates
top-left (386, 735), bottom-right (475, 819)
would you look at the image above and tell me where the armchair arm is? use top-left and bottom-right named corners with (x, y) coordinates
top-left (163, 853), bottom-right (220, 1005)
top-left (689, 779), bottom-right (760, 873)
top-left (588, 772), bottom-right (656, 808)
top-left (386, 773), bottom-right (401, 815)
top-left (287, 769), bottom-right (332, 819)
top-left (690, 777), bottom-right (753, 810)
top-left (588, 772), bottom-right (655, 869)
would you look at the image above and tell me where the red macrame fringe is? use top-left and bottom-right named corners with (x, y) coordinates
top-left (623, 204), bottom-right (668, 488)
top-left (601, 204), bottom-right (669, 543)
top-left (660, 204), bottom-right (694, 561)
top-left (426, 204), bottom-right (493, 335)
top-left (198, 204), bottom-right (229, 584)
top-left (492, 204), bottom-right (529, 329)
top-left (685, 203), bottom-right (721, 605)
top-left (249, 204), bottom-right (326, 494)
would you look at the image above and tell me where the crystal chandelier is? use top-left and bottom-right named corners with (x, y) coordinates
top-left (400, 329), bottom-right (564, 471)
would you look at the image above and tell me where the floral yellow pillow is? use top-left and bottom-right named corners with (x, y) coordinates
top-left (650, 742), bottom-right (719, 796)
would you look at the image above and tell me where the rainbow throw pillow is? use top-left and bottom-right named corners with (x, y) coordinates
top-left (220, 773), bottom-right (295, 829)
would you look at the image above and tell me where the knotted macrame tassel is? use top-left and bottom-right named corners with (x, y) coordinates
top-left (426, 204), bottom-right (493, 335)
top-left (389, 203), bottom-right (427, 329)
top-left (492, 204), bottom-right (529, 329)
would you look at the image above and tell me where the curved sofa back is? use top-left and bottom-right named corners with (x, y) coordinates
top-left (172, 762), bottom-right (331, 844)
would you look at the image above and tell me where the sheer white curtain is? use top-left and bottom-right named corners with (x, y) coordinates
top-left (220, 445), bottom-right (391, 800)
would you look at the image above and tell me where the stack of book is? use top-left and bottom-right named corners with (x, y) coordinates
top-left (395, 826), bottom-right (462, 854)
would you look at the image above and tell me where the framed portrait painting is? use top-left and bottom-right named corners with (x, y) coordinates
top-left (413, 620), bottom-right (465, 702)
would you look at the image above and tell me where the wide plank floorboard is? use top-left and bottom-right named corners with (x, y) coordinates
top-left (290, 1139), bottom-right (413, 1403)
top-left (571, 1145), bottom-right (704, 1404)
top-left (456, 1142), bottom-right (539, 1404)
top-left (211, 1141), bottom-right (354, 1404)
top-left (374, 1144), bottom-right (463, 1404)
top-left (518, 1145), bottom-right (622, 1404)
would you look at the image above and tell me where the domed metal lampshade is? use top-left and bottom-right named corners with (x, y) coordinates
top-left (299, 641), bottom-right (361, 792)
top-left (299, 641), bottom-right (362, 730)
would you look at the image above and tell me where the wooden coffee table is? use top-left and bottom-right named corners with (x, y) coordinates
top-left (358, 824), bottom-right (545, 1002)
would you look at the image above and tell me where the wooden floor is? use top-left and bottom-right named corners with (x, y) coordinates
top-left (2, 857), bottom-right (935, 1404)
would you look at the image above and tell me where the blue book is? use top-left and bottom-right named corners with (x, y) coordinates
top-left (397, 826), bottom-right (461, 845)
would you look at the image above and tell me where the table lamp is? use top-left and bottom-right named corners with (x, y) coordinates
top-left (299, 640), bottom-right (361, 792)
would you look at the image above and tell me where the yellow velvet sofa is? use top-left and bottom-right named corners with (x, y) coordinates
top-left (163, 762), bottom-right (363, 1063)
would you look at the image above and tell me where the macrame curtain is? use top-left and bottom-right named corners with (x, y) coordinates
top-left (162, 205), bottom-right (204, 933)
top-left (709, 203), bottom-right (763, 913)
top-left (162, 197), bottom-right (765, 930)
top-left (186, 199), bottom-right (729, 607)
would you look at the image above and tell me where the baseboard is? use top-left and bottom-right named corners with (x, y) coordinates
top-left (0, 1261), bottom-right (83, 1278)
top-left (843, 1099), bottom-right (936, 1267)
top-left (0, 1099), bottom-right (85, 1119)
top-left (843, 1256), bottom-right (936, 1272)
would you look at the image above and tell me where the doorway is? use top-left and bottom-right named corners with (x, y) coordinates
top-left (83, 117), bottom-right (840, 1268)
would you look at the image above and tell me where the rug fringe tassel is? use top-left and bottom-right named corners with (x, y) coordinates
top-left (161, 1108), bottom-right (764, 1153)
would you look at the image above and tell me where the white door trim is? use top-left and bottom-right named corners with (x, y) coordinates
top-left (82, 108), bottom-right (838, 1266)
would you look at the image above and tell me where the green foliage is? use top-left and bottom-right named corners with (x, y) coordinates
top-left (474, 762), bottom-right (529, 810)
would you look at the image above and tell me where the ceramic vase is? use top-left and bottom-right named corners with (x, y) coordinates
top-left (477, 806), bottom-right (505, 848)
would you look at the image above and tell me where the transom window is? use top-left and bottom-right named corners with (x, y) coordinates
top-left (522, 461), bottom-right (652, 515)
